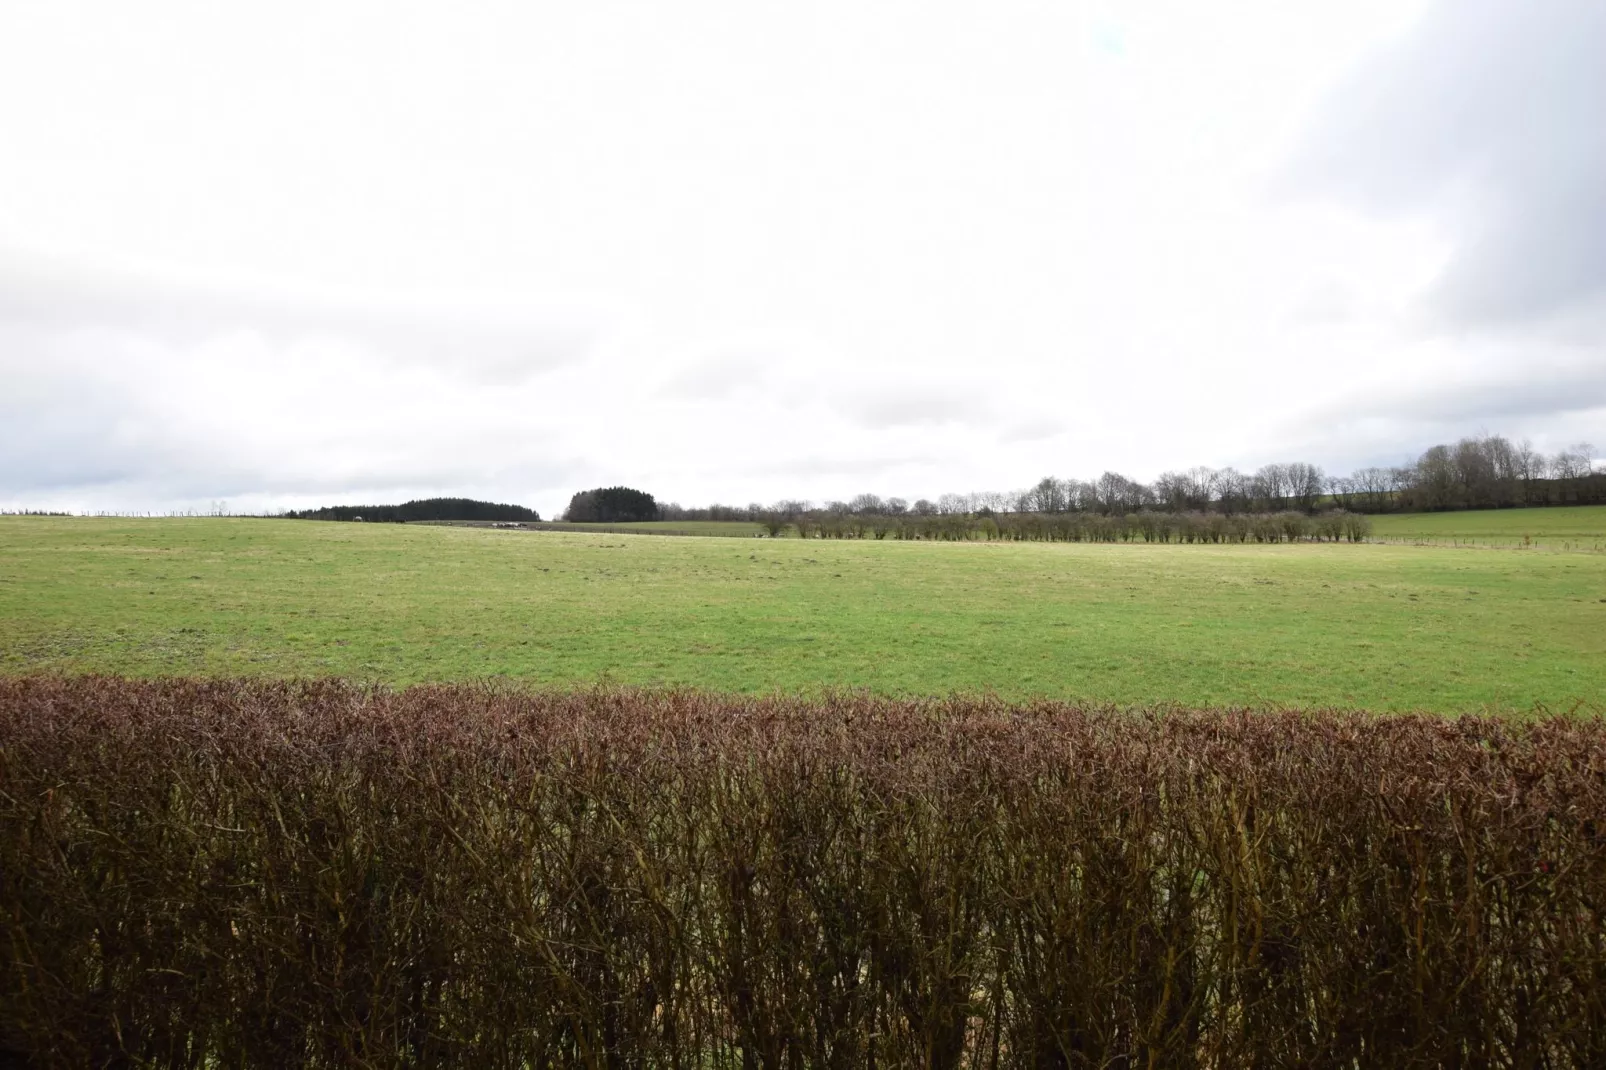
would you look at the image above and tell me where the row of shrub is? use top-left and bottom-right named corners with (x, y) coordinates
top-left (793, 509), bottom-right (1372, 543)
top-left (5, 678), bottom-right (1604, 1066)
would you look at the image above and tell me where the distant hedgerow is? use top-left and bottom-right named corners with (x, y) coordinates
top-left (794, 508), bottom-right (1373, 542)
top-left (3, 676), bottom-right (1604, 1067)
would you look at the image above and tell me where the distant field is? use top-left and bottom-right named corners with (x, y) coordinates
top-left (529, 519), bottom-right (767, 536)
top-left (3, 517), bottom-right (1602, 712)
top-left (490, 507), bottom-right (1606, 549)
top-left (1370, 505), bottom-right (1606, 549)
top-left (435, 508), bottom-right (1606, 548)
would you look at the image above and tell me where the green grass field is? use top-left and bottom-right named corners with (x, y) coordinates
top-left (1370, 505), bottom-right (1606, 549)
top-left (3, 515), bottom-right (1603, 712)
top-left (531, 519), bottom-right (768, 536)
top-left (545, 508), bottom-right (1606, 547)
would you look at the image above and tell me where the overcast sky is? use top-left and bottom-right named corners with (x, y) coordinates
top-left (2, 0), bottom-right (1602, 516)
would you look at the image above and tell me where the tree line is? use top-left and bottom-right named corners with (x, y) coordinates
top-left (656, 433), bottom-right (1600, 524)
top-left (286, 498), bottom-right (541, 523)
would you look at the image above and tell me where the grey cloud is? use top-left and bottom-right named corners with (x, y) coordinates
top-left (0, 308), bottom-right (580, 506)
top-left (0, 391), bottom-right (576, 501)
top-left (1281, 0), bottom-right (1606, 327)
top-left (1, 428), bottom-right (586, 505)
top-left (659, 355), bottom-right (771, 400)
top-left (1358, 365), bottom-right (1606, 425)
top-left (756, 454), bottom-right (925, 479)
top-left (1291, 279), bottom-right (1360, 325)
top-left (1282, 354), bottom-right (1606, 474)
top-left (837, 383), bottom-right (994, 429)
top-left (0, 247), bottom-right (602, 384)
top-left (999, 416), bottom-right (1063, 444)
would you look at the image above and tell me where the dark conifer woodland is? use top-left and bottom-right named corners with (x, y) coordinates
top-left (563, 485), bottom-right (658, 522)
top-left (286, 498), bottom-right (540, 523)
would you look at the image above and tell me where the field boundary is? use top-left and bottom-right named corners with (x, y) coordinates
top-left (6, 676), bottom-right (1606, 1065)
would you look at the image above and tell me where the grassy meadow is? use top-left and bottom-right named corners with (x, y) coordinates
top-left (3, 513), bottom-right (1603, 711)
top-left (529, 519), bottom-right (768, 536)
top-left (1370, 504), bottom-right (1606, 549)
top-left (545, 507), bottom-right (1606, 548)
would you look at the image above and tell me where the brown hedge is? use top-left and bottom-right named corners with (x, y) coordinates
top-left (2, 676), bottom-right (1604, 1068)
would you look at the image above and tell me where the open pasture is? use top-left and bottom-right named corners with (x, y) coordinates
top-left (2, 516), bottom-right (1602, 711)
top-left (539, 506), bottom-right (1606, 548)
top-left (525, 519), bottom-right (768, 537)
top-left (1370, 504), bottom-right (1606, 550)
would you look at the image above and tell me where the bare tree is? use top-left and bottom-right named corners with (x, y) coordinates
top-left (1449, 436), bottom-right (1522, 508)
top-left (1214, 468), bottom-right (1250, 515)
top-left (1095, 472), bottom-right (1148, 516)
top-left (1185, 467), bottom-right (1219, 510)
top-left (1327, 475), bottom-right (1355, 511)
top-left (1253, 464), bottom-right (1289, 512)
top-left (1350, 468), bottom-right (1393, 513)
top-left (1029, 477), bottom-right (1069, 513)
top-left (849, 493), bottom-right (886, 516)
top-left (1286, 463), bottom-right (1325, 513)
top-left (1153, 471), bottom-right (1191, 512)
top-left (1483, 434), bottom-right (1521, 506)
top-left (1551, 443), bottom-right (1595, 480)
top-left (1516, 440), bottom-right (1547, 504)
top-left (1409, 446), bottom-right (1457, 511)
top-left (1550, 443), bottom-right (1597, 503)
top-left (1062, 480), bottom-right (1097, 512)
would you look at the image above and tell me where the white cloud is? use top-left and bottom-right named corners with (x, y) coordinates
top-left (0, 0), bottom-right (1599, 517)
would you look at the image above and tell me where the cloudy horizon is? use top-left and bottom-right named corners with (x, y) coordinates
top-left (3, 0), bottom-right (1603, 519)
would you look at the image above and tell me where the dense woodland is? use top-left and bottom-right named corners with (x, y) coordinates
top-left (563, 486), bottom-right (658, 523)
top-left (660, 433), bottom-right (1602, 523)
top-left (286, 498), bottom-right (540, 523)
